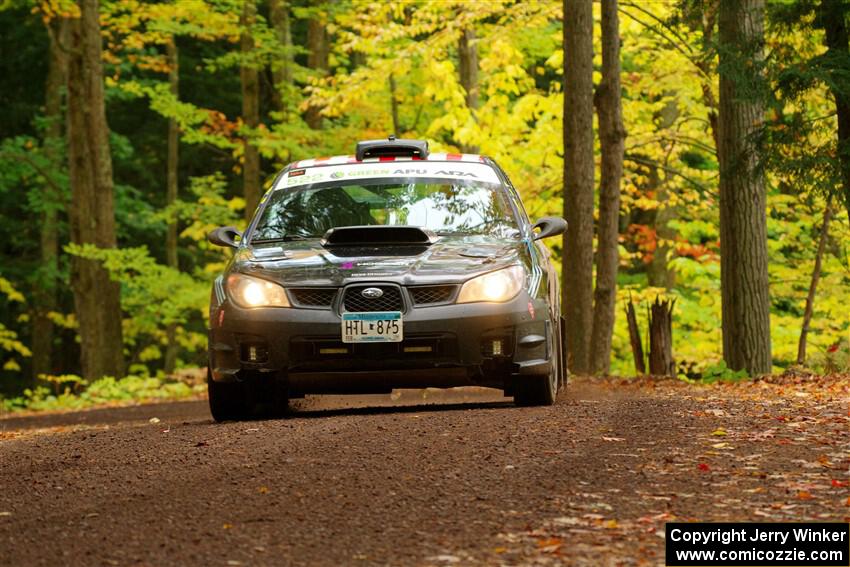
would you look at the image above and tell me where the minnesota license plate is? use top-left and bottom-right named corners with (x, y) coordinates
top-left (341, 312), bottom-right (403, 343)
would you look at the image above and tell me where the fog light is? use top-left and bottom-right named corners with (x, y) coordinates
top-left (404, 346), bottom-right (433, 353)
top-left (492, 340), bottom-right (503, 356)
top-left (240, 342), bottom-right (269, 363)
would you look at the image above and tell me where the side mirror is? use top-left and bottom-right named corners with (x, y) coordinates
top-left (207, 226), bottom-right (242, 249)
top-left (531, 217), bottom-right (568, 240)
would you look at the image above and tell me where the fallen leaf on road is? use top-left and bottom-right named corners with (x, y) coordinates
top-left (698, 463), bottom-right (711, 472)
top-left (602, 436), bottom-right (625, 442)
top-left (536, 538), bottom-right (562, 553)
top-left (712, 429), bottom-right (727, 436)
top-left (797, 491), bottom-right (813, 500)
top-left (832, 479), bottom-right (849, 488)
top-left (428, 554), bottom-right (460, 564)
top-left (148, 417), bottom-right (160, 424)
top-left (552, 516), bottom-right (582, 526)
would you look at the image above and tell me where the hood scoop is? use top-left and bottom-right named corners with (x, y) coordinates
top-left (321, 225), bottom-right (437, 248)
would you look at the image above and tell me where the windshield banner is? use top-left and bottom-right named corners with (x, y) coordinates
top-left (277, 161), bottom-right (502, 189)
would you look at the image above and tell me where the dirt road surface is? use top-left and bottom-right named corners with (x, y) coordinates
top-left (1, 376), bottom-right (848, 566)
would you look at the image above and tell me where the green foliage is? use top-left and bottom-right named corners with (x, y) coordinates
top-left (1, 374), bottom-right (204, 413)
top-left (0, 277), bottom-right (31, 373)
top-left (698, 361), bottom-right (750, 383)
top-left (64, 244), bottom-right (210, 369)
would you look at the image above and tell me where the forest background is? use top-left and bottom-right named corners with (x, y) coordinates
top-left (0, 0), bottom-right (848, 411)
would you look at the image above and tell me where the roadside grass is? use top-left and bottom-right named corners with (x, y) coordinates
top-left (0, 369), bottom-right (206, 416)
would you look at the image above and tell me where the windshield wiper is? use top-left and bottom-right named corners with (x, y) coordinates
top-left (251, 235), bottom-right (312, 244)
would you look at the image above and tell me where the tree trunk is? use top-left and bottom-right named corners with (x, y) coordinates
top-left (717, 0), bottom-right (772, 375)
top-left (647, 99), bottom-right (679, 290)
top-left (797, 203), bottom-right (833, 365)
top-left (458, 27), bottom-right (479, 153)
top-left (305, 12), bottom-right (329, 129)
top-left (268, 0), bottom-right (293, 116)
top-left (820, 0), bottom-right (850, 225)
top-left (31, 17), bottom-right (69, 381)
top-left (166, 39), bottom-right (179, 271)
top-left (241, 0), bottom-right (261, 221)
top-left (648, 296), bottom-right (676, 377)
top-left (562, 0), bottom-right (595, 374)
top-left (66, 0), bottom-right (124, 380)
top-left (164, 38), bottom-right (180, 375)
top-left (590, 0), bottom-right (625, 376)
top-left (389, 73), bottom-right (401, 135)
top-left (625, 296), bottom-right (645, 374)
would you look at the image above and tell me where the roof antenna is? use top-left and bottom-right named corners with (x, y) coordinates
top-left (388, 134), bottom-right (396, 141)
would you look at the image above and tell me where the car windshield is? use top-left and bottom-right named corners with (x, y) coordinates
top-left (250, 178), bottom-right (520, 242)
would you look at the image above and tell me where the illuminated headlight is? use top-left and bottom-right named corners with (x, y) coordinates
top-left (457, 265), bottom-right (525, 304)
top-left (227, 274), bottom-right (290, 308)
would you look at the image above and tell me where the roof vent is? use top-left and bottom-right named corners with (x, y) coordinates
top-left (355, 136), bottom-right (429, 161)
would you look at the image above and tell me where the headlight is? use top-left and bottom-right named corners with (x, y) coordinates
top-left (227, 274), bottom-right (290, 308)
top-left (457, 265), bottom-right (525, 304)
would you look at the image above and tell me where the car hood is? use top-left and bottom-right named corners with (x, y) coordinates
top-left (232, 235), bottom-right (525, 286)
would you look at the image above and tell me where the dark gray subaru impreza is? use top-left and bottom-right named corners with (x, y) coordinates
top-left (206, 138), bottom-right (567, 421)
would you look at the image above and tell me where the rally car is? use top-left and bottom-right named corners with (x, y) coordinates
top-left (206, 137), bottom-right (567, 421)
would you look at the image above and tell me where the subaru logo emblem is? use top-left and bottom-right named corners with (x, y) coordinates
top-left (361, 287), bottom-right (383, 299)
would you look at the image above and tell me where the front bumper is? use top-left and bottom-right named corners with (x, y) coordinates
top-left (208, 291), bottom-right (553, 395)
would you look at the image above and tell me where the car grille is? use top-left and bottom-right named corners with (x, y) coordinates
top-left (289, 288), bottom-right (337, 308)
top-left (409, 285), bottom-right (456, 306)
top-left (342, 285), bottom-right (404, 312)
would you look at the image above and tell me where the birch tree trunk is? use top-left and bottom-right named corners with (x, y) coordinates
top-left (66, 0), bottom-right (124, 379)
top-left (562, 0), bottom-right (595, 374)
top-left (590, 0), bottom-right (625, 375)
top-left (718, 0), bottom-right (772, 374)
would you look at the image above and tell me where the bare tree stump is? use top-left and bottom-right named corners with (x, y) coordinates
top-left (625, 296), bottom-right (645, 375)
top-left (648, 296), bottom-right (676, 377)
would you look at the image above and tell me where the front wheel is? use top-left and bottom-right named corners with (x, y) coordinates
top-left (207, 369), bottom-right (250, 422)
top-left (514, 364), bottom-right (557, 406)
top-left (514, 322), bottom-right (563, 406)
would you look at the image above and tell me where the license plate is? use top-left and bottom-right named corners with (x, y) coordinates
top-left (341, 311), bottom-right (403, 343)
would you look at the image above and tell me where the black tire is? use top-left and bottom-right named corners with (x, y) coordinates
top-left (207, 369), bottom-right (250, 422)
top-left (514, 320), bottom-right (563, 407)
top-left (514, 364), bottom-right (557, 406)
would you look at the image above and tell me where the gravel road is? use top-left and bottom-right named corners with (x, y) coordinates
top-left (1, 377), bottom-right (848, 566)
